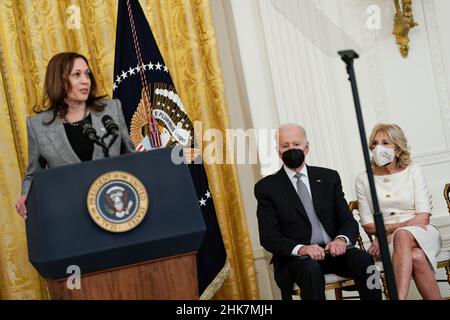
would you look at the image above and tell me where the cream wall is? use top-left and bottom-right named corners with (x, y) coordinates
top-left (210, 0), bottom-right (450, 300)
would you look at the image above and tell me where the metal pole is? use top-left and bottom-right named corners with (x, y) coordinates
top-left (338, 50), bottom-right (398, 300)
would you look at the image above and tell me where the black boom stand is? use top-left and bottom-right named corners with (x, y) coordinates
top-left (338, 50), bottom-right (398, 300)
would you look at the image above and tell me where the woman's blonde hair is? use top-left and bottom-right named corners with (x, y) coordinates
top-left (369, 123), bottom-right (411, 168)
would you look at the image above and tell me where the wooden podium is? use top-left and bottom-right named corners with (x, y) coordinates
top-left (45, 252), bottom-right (198, 300)
top-left (26, 149), bottom-right (206, 300)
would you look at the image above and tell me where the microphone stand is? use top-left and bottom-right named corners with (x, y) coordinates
top-left (338, 50), bottom-right (398, 300)
top-left (101, 133), bottom-right (118, 157)
top-left (94, 139), bottom-right (110, 158)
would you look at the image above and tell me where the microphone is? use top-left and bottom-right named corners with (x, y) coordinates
top-left (82, 122), bottom-right (100, 142)
top-left (101, 115), bottom-right (119, 136)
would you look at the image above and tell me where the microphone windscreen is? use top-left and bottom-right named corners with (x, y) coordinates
top-left (101, 115), bottom-right (113, 125)
top-left (82, 123), bottom-right (96, 139)
top-left (102, 115), bottom-right (119, 135)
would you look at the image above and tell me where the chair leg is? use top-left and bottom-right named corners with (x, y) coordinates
top-left (334, 288), bottom-right (343, 300)
top-left (291, 288), bottom-right (301, 300)
top-left (380, 272), bottom-right (390, 300)
top-left (446, 266), bottom-right (450, 286)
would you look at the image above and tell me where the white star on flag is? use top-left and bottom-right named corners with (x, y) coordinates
top-left (155, 62), bottom-right (162, 70)
top-left (205, 190), bottom-right (211, 199)
top-left (121, 70), bottom-right (128, 80)
top-left (128, 67), bottom-right (135, 75)
top-left (115, 75), bottom-right (122, 84)
top-left (113, 83), bottom-right (118, 91)
top-left (199, 198), bottom-right (207, 206)
top-left (164, 65), bottom-right (168, 72)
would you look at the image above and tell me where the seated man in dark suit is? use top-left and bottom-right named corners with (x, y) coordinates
top-left (254, 123), bottom-right (381, 300)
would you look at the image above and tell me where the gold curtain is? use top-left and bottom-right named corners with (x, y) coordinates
top-left (0, 0), bottom-right (258, 300)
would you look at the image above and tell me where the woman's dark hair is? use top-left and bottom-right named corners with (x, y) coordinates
top-left (34, 52), bottom-right (107, 123)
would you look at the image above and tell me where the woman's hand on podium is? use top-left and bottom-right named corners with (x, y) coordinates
top-left (15, 195), bottom-right (28, 219)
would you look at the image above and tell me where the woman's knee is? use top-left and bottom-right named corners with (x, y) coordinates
top-left (393, 229), bottom-right (414, 247)
top-left (412, 248), bottom-right (428, 268)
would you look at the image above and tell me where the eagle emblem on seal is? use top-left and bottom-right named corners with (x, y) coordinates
top-left (129, 83), bottom-right (200, 161)
top-left (104, 186), bottom-right (134, 218)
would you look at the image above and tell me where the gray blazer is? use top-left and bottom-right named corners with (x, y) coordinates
top-left (21, 99), bottom-right (135, 196)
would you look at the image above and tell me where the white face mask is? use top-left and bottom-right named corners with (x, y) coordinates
top-left (372, 145), bottom-right (396, 167)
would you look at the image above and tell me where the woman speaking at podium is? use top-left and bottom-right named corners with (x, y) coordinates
top-left (15, 52), bottom-right (134, 218)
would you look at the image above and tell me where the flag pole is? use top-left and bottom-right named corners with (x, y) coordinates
top-left (125, 0), bottom-right (161, 148)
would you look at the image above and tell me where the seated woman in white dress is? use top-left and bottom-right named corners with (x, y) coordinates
top-left (355, 123), bottom-right (442, 300)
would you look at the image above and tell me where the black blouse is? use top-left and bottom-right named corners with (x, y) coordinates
top-left (63, 114), bottom-right (94, 162)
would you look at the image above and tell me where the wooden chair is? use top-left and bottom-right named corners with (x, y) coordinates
top-left (292, 276), bottom-right (356, 300)
top-left (445, 184), bottom-right (450, 213)
top-left (348, 201), bottom-right (390, 299)
top-left (437, 184), bottom-right (450, 290)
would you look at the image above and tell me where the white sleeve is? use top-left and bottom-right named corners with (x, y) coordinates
top-left (355, 173), bottom-right (375, 226)
top-left (291, 244), bottom-right (304, 256)
top-left (335, 235), bottom-right (350, 245)
top-left (411, 165), bottom-right (431, 214)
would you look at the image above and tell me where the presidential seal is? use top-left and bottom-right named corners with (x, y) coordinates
top-left (129, 83), bottom-right (200, 162)
top-left (87, 171), bottom-right (148, 233)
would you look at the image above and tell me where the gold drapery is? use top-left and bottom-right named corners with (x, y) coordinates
top-left (0, 0), bottom-right (258, 300)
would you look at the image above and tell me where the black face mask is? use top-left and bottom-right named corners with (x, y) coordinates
top-left (282, 148), bottom-right (305, 169)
